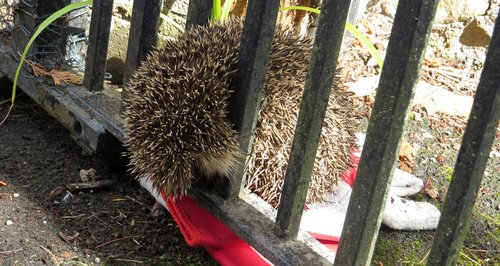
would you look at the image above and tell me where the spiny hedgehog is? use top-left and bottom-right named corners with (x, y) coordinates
top-left (123, 19), bottom-right (358, 204)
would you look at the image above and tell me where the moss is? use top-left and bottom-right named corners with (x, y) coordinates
top-left (373, 231), bottom-right (434, 265)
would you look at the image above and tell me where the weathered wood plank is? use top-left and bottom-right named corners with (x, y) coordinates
top-left (83, 0), bottom-right (114, 91)
top-left (222, 0), bottom-right (280, 198)
top-left (427, 11), bottom-right (500, 266)
top-left (121, 0), bottom-right (162, 112)
top-left (273, 0), bottom-right (353, 240)
top-left (186, 0), bottom-right (213, 28)
top-left (189, 189), bottom-right (334, 265)
top-left (334, 1), bottom-right (439, 265)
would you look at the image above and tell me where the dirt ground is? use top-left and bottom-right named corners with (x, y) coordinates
top-left (0, 87), bottom-right (214, 265)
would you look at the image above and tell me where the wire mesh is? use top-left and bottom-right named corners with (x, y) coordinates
top-left (0, 0), bottom-right (90, 73)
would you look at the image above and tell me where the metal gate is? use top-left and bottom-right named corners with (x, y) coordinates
top-left (0, 0), bottom-right (498, 265)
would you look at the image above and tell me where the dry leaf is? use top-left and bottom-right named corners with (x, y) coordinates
top-left (399, 139), bottom-right (416, 163)
top-left (424, 178), bottom-right (439, 199)
top-left (0, 180), bottom-right (7, 186)
top-left (49, 185), bottom-right (65, 200)
top-left (435, 155), bottom-right (446, 165)
top-left (25, 60), bottom-right (83, 86)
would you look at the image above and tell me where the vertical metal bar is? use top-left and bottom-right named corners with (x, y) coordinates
top-left (186, 0), bottom-right (213, 28)
top-left (122, 0), bottom-right (162, 110)
top-left (334, 1), bottom-right (439, 265)
top-left (223, 0), bottom-right (280, 198)
top-left (347, 0), bottom-right (363, 26)
top-left (83, 0), bottom-right (113, 91)
top-left (427, 12), bottom-right (500, 266)
top-left (274, 0), bottom-right (353, 240)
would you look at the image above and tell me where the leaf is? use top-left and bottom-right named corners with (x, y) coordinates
top-left (212, 0), bottom-right (222, 22)
top-left (221, 0), bottom-right (235, 22)
top-left (0, 180), bottom-right (7, 187)
top-left (25, 60), bottom-right (83, 86)
top-left (399, 139), bottom-right (415, 163)
top-left (424, 178), bottom-right (439, 199)
top-left (435, 154), bottom-right (446, 165)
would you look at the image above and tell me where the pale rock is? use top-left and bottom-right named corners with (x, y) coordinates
top-left (490, 151), bottom-right (500, 158)
top-left (113, 0), bottom-right (134, 20)
top-left (434, 0), bottom-right (490, 24)
top-left (422, 132), bottom-right (434, 139)
top-left (369, 0), bottom-right (489, 23)
top-left (413, 81), bottom-right (474, 117)
top-left (348, 75), bottom-right (379, 96)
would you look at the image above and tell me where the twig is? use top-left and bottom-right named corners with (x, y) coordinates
top-left (61, 214), bottom-right (87, 219)
top-left (125, 195), bottom-right (150, 209)
top-left (87, 226), bottom-right (98, 243)
top-left (65, 180), bottom-right (115, 191)
top-left (0, 248), bottom-right (23, 255)
top-left (113, 258), bottom-right (144, 264)
top-left (95, 236), bottom-right (135, 249)
top-left (0, 92), bottom-right (24, 107)
top-left (0, 103), bottom-right (13, 127)
top-left (0, 98), bottom-right (11, 106)
top-left (40, 245), bottom-right (60, 266)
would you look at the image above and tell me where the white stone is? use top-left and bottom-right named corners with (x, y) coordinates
top-left (13, 193), bottom-right (19, 198)
top-left (434, 0), bottom-right (490, 24)
top-left (413, 81), bottom-right (474, 117)
top-left (490, 151), bottom-right (500, 158)
top-left (348, 75), bottom-right (379, 96)
top-left (422, 132), bottom-right (434, 139)
top-left (5, 220), bottom-right (13, 226)
top-left (369, 0), bottom-right (489, 24)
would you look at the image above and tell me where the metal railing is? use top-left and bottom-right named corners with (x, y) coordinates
top-left (0, 0), bottom-right (498, 265)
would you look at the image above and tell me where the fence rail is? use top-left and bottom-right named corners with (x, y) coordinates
top-left (0, 0), bottom-right (498, 265)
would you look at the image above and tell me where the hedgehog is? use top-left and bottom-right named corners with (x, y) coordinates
top-left (123, 19), bottom-right (358, 205)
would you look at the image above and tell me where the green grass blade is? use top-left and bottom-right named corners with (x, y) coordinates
top-left (279, 6), bottom-right (320, 14)
top-left (160, 13), bottom-right (185, 33)
top-left (212, 0), bottom-right (222, 22)
top-left (221, 0), bottom-right (235, 23)
top-left (279, 5), bottom-right (384, 68)
top-left (10, 0), bottom-right (92, 105)
top-left (345, 22), bottom-right (384, 68)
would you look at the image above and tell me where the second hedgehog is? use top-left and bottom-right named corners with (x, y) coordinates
top-left (123, 19), bottom-right (357, 203)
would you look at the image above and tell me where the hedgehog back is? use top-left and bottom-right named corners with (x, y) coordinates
top-left (123, 22), bottom-right (243, 196)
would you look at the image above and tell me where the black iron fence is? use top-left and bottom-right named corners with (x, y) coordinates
top-left (0, 0), bottom-right (498, 265)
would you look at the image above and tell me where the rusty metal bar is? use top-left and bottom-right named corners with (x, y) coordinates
top-left (83, 0), bottom-right (114, 91)
top-left (186, 0), bottom-right (213, 28)
top-left (334, 0), bottom-right (439, 265)
top-left (222, 0), bottom-right (280, 198)
top-left (273, 0), bottom-right (353, 240)
top-left (427, 11), bottom-right (500, 266)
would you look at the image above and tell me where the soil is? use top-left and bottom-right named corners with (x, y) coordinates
top-left (0, 87), bottom-right (214, 265)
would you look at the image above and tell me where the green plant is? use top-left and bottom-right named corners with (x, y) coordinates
top-left (0, 0), bottom-right (92, 126)
top-left (279, 6), bottom-right (384, 69)
top-left (212, 0), bottom-right (234, 22)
